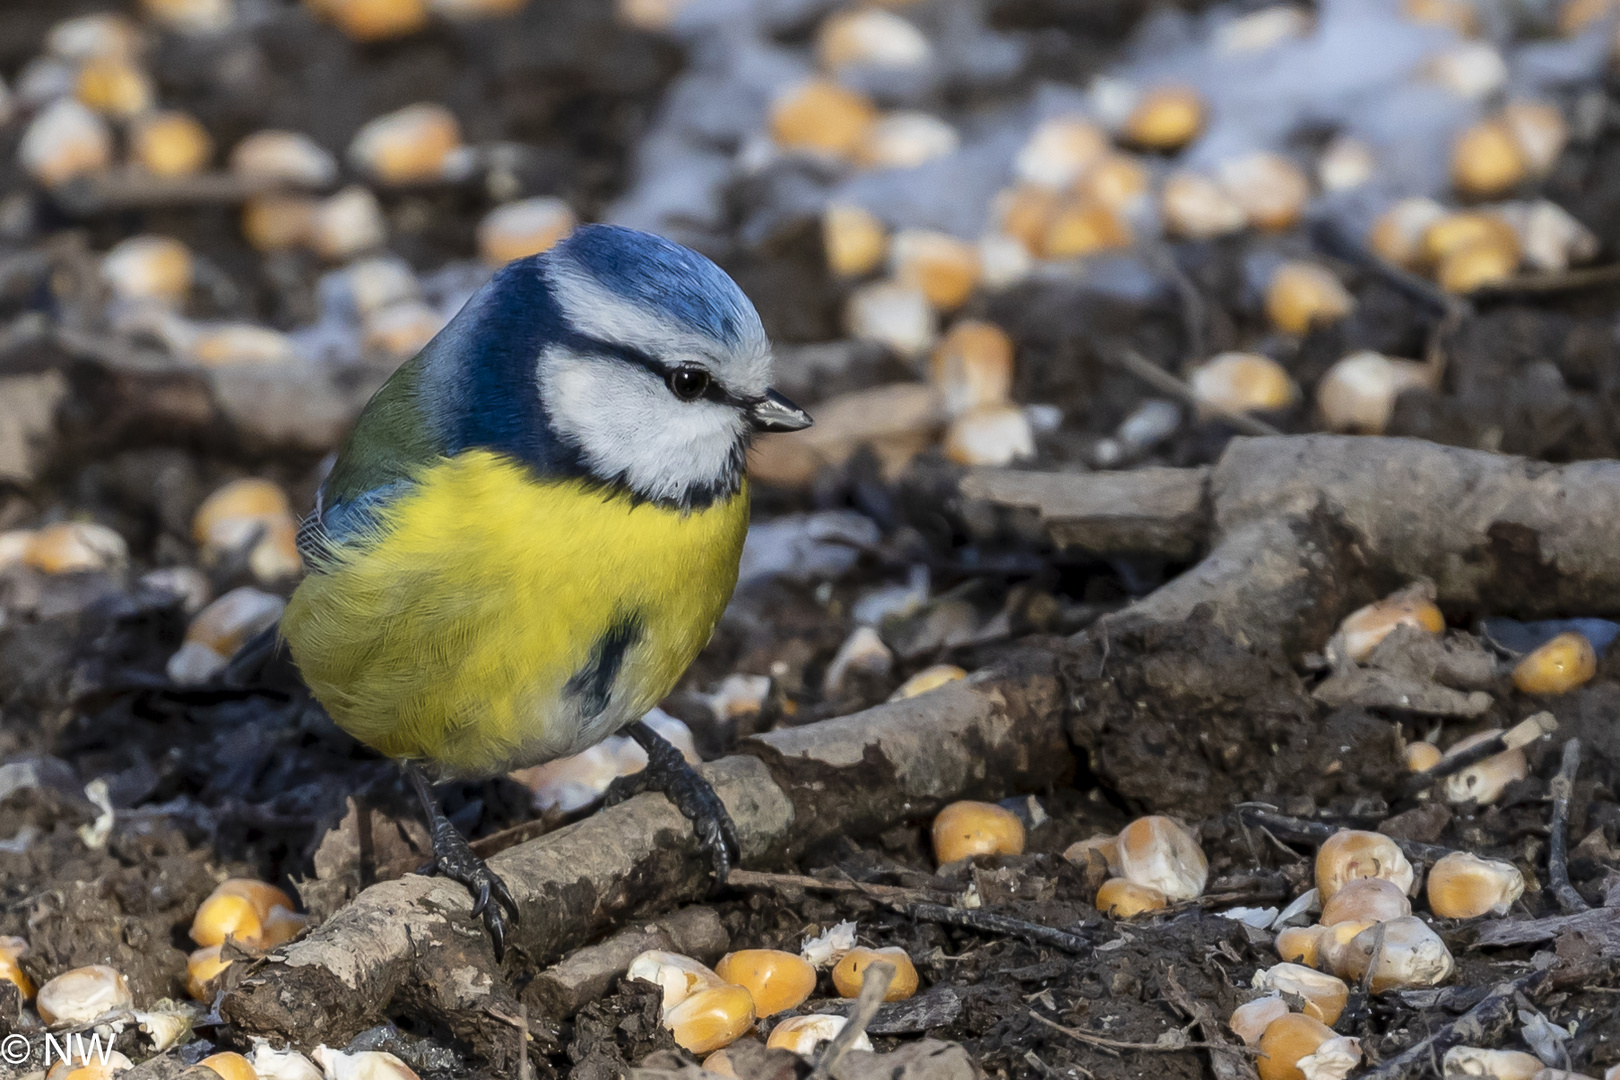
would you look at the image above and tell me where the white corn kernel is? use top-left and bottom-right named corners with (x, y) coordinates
top-left (1440, 731), bottom-right (1529, 806)
top-left (1252, 963), bottom-right (1349, 1025)
top-left (36, 965), bottom-right (133, 1026)
top-left (767, 1014), bottom-right (871, 1059)
top-left (1118, 815), bottom-right (1207, 900)
top-left (1317, 351), bottom-right (1435, 435)
top-left (1336, 915), bottom-right (1454, 991)
top-left (1316, 829), bottom-right (1415, 901)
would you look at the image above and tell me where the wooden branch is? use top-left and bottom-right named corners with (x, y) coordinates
top-left (959, 467), bottom-right (1210, 560)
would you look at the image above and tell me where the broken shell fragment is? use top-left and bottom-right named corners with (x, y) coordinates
top-left (932, 800), bottom-right (1025, 863)
top-left (1299, 1035), bottom-right (1363, 1080)
top-left (801, 920), bottom-right (857, 968)
top-left (1316, 829), bottom-right (1416, 901)
top-left (1162, 171), bottom-right (1247, 239)
top-left (715, 950), bottom-right (816, 1017)
top-left (1117, 815), bottom-right (1207, 900)
top-left (230, 130), bottom-right (340, 188)
top-left (627, 950), bottom-right (726, 1014)
top-left (1217, 152), bottom-right (1310, 232)
top-left (1439, 731), bottom-right (1529, 806)
top-left (20, 98), bottom-right (113, 186)
top-left (1252, 963), bottom-right (1350, 1025)
top-left (1266, 262), bottom-right (1354, 336)
top-left (102, 235), bottom-right (194, 307)
top-left (831, 945), bottom-right (918, 1000)
top-left (845, 280), bottom-right (936, 357)
top-left (943, 404), bottom-right (1036, 467)
top-left (37, 965), bottom-right (134, 1026)
top-left (889, 229), bottom-right (980, 312)
top-left (1427, 852), bottom-right (1526, 919)
top-left (767, 1014), bottom-right (871, 1058)
top-left (1319, 875), bottom-right (1412, 926)
top-left (1512, 632), bottom-right (1597, 695)
top-left (310, 1047), bottom-right (421, 1080)
top-left (1502, 101), bottom-right (1568, 177)
top-left (311, 186), bottom-right (388, 261)
top-left (1337, 915), bottom-right (1454, 992)
top-left (1230, 995), bottom-right (1291, 1046)
top-left (1096, 878), bottom-right (1168, 918)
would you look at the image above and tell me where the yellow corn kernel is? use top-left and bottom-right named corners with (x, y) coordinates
top-left (142, 0), bottom-right (233, 31)
top-left (322, 0), bottom-right (430, 40)
top-left (1369, 198), bottom-right (1448, 268)
top-left (769, 80), bottom-right (877, 160)
top-left (1426, 852), bottom-right (1526, 919)
top-left (994, 184), bottom-right (1061, 252)
top-left (1512, 632), bottom-right (1597, 695)
top-left (1161, 171), bottom-right (1247, 239)
top-left (890, 664), bottom-right (968, 701)
top-left (1438, 240), bottom-right (1518, 294)
top-left (943, 403), bottom-right (1035, 467)
top-left (1442, 1047), bottom-right (1546, 1080)
top-left (75, 55), bottom-right (152, 117)
top-left (1452, 120), bottom-right (1527, 199)
top-left (931, 800), bottom-right (1025, 864)
top-left (664, 984), bottom-right (755, 1055)
top-left (889, 229), bottom-right (980, 312)
top-left (1502, 101), bottom-right (1567, 177)
top-left (311, 186), bottom-right (388, 261)
top-left (931, 321), bottom-right (1013, 417)
top-left (24, 522), bottom-right (128, 575)
top-left (47, 14), bottom-right (141, 62)
top-left (242, 196), bottom-right (318, 253)
top-left (1335, 915), bottom-right (1454, 992)
top-left (1256, 1012), bottom-right (1336, 1080)
top-left (365, 300), bottom-right (443, 359)
top-left (188, 324), bottom-right (302, 367)
top-left (831, 946), bottom-right (918, 1000)
top-left (187, 945), bottom-right (231, 1001)
top-left (627, 950), bottom-right (726, 1013)
top-left (192, 878), bottom-right (298, 948)
top-left (1252, 963), bottom-right (1350, 1025)
top-left (1439, 731), bottom-right (1528, 806)
top-left (1123, 86), bottom-right (1205, 151)
top-left (1405, 741), bottom-right (1443, 772)
top-left (1319, 876), bottom-right (1412, 926)
top-left (477, 198), bottom-right (576, 265)
top-left (1317, 351), bottom-right (1436, 435)
top-left (102, 235), bottom-right (193, 306)
top-left (822, 203), bottom-right (887, 279)
top-left (1274, 925), bottom-right (1325, 968)
top-left (1063, 834), bottom-right (1122, 876)
top-left (1266, 262), bottom-right (1354, 336)
top-left (1316, 829), bottom-right (1415, 901)
top-left (1188, 352), bottom-right (1299, 416)
top-left (259, 906), bottom-right (309, 948)
top-left (1218, 153), bottom-right (1310, 233)
top-left (1334, 589), bottom-right (1444, 663)
top-left (198, 1053), bottom-right (258, 1080)
top-left (715, 950), bottom-right (816, 1017)
top-left (1096, 878), bottom-right (1168, 918)
top-left (186, 588), bottom-right (287, 657)
top-left (194, 478), bottom-right (292, 549)
top-left (1077, 153), bottom-right (1150, 212)
top-left (45, 1052), bottom-right (136, 1080)
top-left (348, 103), bottom-right (462, 185)
top-left (36, 966), bottom-right (132, 1026)
top-left (1014, 117), bottom-right (1109, 189)
top-left (1118, 815), bottom-right (1207, 900)
top-left (1039, 199), bottom-right (1132, 260)
top-left (1317, 919), bottom-right (1376, 979)
top-left (230, 130), bottom-right (338, 188)
top-left (0, 937), bottom-right (34, 999)
top-left (131, 111), bottom-right (213, 178)
top-left (1420, 213), bottom-right (1519, 267)
top-left (768, 1015), bottom-right (872, 1058)
top-left (1230, 995), bottom-right (1290, 1047)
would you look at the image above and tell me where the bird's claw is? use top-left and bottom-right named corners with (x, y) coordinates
top-left (613, 721), bottom-right (740, 889)
top-left (406, 764), bottom-right (522, 961)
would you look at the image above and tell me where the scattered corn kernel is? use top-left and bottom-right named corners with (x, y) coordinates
top-left (932, 800), bottom-right (1025, 863)
top-left (1333, 586), bottom-right (1444, 663)
top-left (365, 300), bottom-right (444, 359)
top-left (769, 79), bottom-right (877, 160)
top-left (1337, 915), bottom-right (1454, 991)
top-left (768, 1015), bottom-right (872, 1058)
top-left (36, 965), bottom-right (133, 1026)
top-left (311, 186), bottom-right (388, 261)
top-left (1040, 199), bottom-right (1132, 260)
top-left (1502, 101), bottom-right (1567, 177)
top-left (130, 111), bottom-right (213, 178)
top-left (1252, 963), bottom-right (1349, 1025)
top-left (1078, 153), bottom-right (1151, 213)
top-left (1438, 240), bottom-right (1519, 293)
top-left (1440, 731), bottom-right (1529, 806)
top-left (102, 235), bottom-right (193, 307)
top-left (1512, 631), bottom-right (1597, 695)
top-left (1217, 152), bottom-right (1310, 232)
top-left (320, 0), bottom-right (430, 40)
top-left (242, 196), bottom-right (319, 253)
top-left (1299, 1035), bottom-right (1362, 1080)
top-left (1421, 42), bottom-right (1507, 99)
top-left (1230, 995), bottom-right (1291, 1046)
top-left (142, 0), bottom-right (234, 31)
top-left (1275, 925), bottom-right (1325, 968)
top-left (1499, 199), bottom-right (1599, 273)
top-left (627, 950), bottom-right (727, 1013)
top-left (1369, 198), bottom-right (1448, 268)
top-left (191, 878), bottom-right (300, 948)
top-left (1096, 878), bottom-right (1169, 918)
top-left (844, 280), bottom-right (936, 357)
top-left (47, 14), bottom-right (141, 62)
top-left (168, 587), bottom-right (287, 684)
top-left (817, 8), bottom-right (930, 71)
top-left (1405, 742), bottom-right (1443, 773)
top-left (889, 230), bottom-right (979, 312)
top-left (1118, 815), bottom-right (1207, 900)
top-left (1188, 352), bottom-right (1298, 416)
top-left (188, 323), bottom-right (303, 366)
top-left (1452, 119), bottom-right (1527, 199)
top-left (75, 55), bottom-right (153, 117)
top-left (1443, 1047), bottom-right (1546, 1080)
top-left (1161, 171), bottom-right (1247, 239)
top-left (478, 197), bottom-right (576, 265)
top-left (994, 184), bottom-right (1061, 252)
top-left (665, 984), bottom-right (755, 1055)
top-left (1317, 351), bottom-right (1435, 435)
top-left (890, 663), bottom-right (968, 700)
top-left (1123, 86), bottom-right (1205, 151)
top-left (1256, 1012), bottom-right (1337, 1080)
top-left (831, 945), bottom-right (918, 1000)
top-left (1316, 829), bottom-right (1416, 901)
top-left (20, 99), bottom-right (113, 187)
top-left (1319, 876), bottom-right (1412, 926)
top-left (24, 522), bottom-right (129, 575)
top-left (310, 1047), bottom-right (420, 1080)
top-left (1427, 852), bottom-right (1526, 919)
top-left (822, 625), bottom-right (893, 695)
top-left (943, 404), bottom-right (1035, 466)
top-left (198, 1053), bottom-right (257, 1080)
top-left (715, 950), bottom-right (816, 1017)
top-left (187, 946), bottom-right (229, 1000)
top-left (1317, 919), bottom-right (1377, 978)
top-left (1317, 135), bottom-right (1375, 192)
top-left (348, 103), bottom-right (462, 185)
top-left (0, 937), bottom-right (34, 999)
top-left (1266, 262), bottom-right (1354, 336)
top-left (1015, 117), bottom-right (1110, 189)
top-left (823, 203), bottom-right (888, 279)
top-left (193, 478), bottom-right (292, 555)
top-left (230, 130), bottom-right (340, 188)
top-left (857, 111), bottom-right (959, 170)
top-left (1402, 0), bottom-right (1479, 34)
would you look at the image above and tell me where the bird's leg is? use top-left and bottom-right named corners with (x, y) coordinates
top-left (603, 721), bottom-right (740, 888)
top-left (404, 762), bottom-right (521, 960)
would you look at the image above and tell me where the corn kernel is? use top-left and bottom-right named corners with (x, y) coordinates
top-left (1123, 86), bottom-right (1205, 151)
top-left (1317, 136), bottom-right (1374, 192)
top-left (889, 663), bottom-right (968, 701)
top-left (715, 950), bottom-right (816, 1017)
top-left (311, 186), bottom-right (387, 261)
top-left (1421, 42), bottom-right (1507, 100)
top-left (25, 522), bottom-right (128, 575)
top-left (856, 111), bottom-right (958, 170)
top-left (348, 103), bottom-right (462, 185)
top-left (429, 0), bottom-right (529, 16)
top-left (769, 80), bottom-right (877, 160)
top-left (192, 878), bottom-right (299, 948)
top-left (943, 404), bottom-right (1035, 467)
top-left (1426, 852), bottom-right (1525, 919)
top-left (0, 937), bottom-right (34, 999)
top-left (1452, 120), bottom-right (1527, 199)
top-left (187, 946), bottom-right (231, 1000)
top-left (1317, 919), bottom-right (1376, 978)
top-left (1402, 0), bottom-right (1479, 34)
top-left (75, 55), bottom-right (153, 117)
top-left (627, 950), bottom-right (727, 1013)
top-left (242, 196), bottom-right (318, 253)
top-left (142, 0), bottom-right (233, 31)
top-left (844, 280), bottom-right (936, 357)
top-left (932, 800), bottom-right (1025, 863)
top-left (1443, 1047), bottom-right (1546, 1080)
top-left (477, 197), bottom-right (575, 265)
top-left (185, 587), bottom-right (287, 658)
top-left (1275, 925), bottom-right (1325, 968)
top-left (130, 111), bottom-right (213, 178)
top-left (1316, 351), bottom-right (1435, 435)
top-left (1502, 101), bottom-right (1567, 177)
top-left (1040, 199), bottom-right (1132, 260)
top-left (1438, 241), bottom-right (1518, 294)
top-left (1335, 915), bottom-right (1453, 992)
top-left (1316, 829), bottom-right (1415, 901)
top-left (994, 184), bottom-right (1061, 252)
top-left (1188, 352), bottom-right (1298, 416)
top-left (1015, 117), bottom-right (1109, 189)
top-left (1334, 588), bottom-right (1445, 663)
top-left (230, 130), bottom-right (339, 188)
top-left (817, 8), bottom-right (930, 71)
top-left (1252, 963), bottom-right (1349, 1025)
top-left (1096, 878), bottom-right (1168, 918)
top-left (102, 235), bottom-right (193, 307)
top-left (1078, 153), bottom-right (1150, 213)
top-left (890, 229), bottom-right (979, 312)
top-left (1299, 1036), bottom-right (1362, 1080)
top-left (364, 300), bottom-right (444, 359)
top-left (1439, 731), bottom-right (1529, 806)
top-left (36, 965), bottom-right (133, 1026)
top-left (1421, 213), bottom-right (1519, 267)
top-left (198, 1053), bottom-right (257, 1080)
top-left (1162, 172), bottom-right (1247, 239)
top-left (1369, 198), bottom-right (1448, 268)
top-left (1405, 742), bottom-right (1443, 772)
top-left (1266, 262), bottom-right (1354, 336)
top-left (823, 203), bottom-right (888, 279)
top-left (768, 1014), bottom-right (871, 1058)
top-left (321, 0), bottom-right (430, 40)
top-left (20, 99), bottom-right (113, 187)
top-left (193, 477), bottom-right (290, 548)
top-left (309, 1048), bottom-right (420, 1080)
top-left (47, 14), bottom-right (141, 62)
top-left (1319, 876), bottom-right (1412, 927)
top-left (615, 0), bottom-right (690, 31)
top-left (1256, 1012), bottom-right (1337, 1080)
top-left (1230, 995), bottom-right (1290, 1046)
top-left (1118, 815), bottom-right (1207, 900)
top-left (1064, 834), bottom-right (1123, 875)
top-left (1512, 631), bottom-right (1597, 695)
top-left (931, 320), bottom-right (1013, 416)
top-left (665, 984), bottom-right (755, 1055)
top-left (188, 324), bottom-right (303, 366)
top-left (1217, 153), bottom-right (1310, 233)
top-left (831, 945), bottom-right (918, 1000)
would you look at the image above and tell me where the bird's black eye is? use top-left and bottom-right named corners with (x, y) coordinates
top-left (667, 365), bottom-right (711, 401)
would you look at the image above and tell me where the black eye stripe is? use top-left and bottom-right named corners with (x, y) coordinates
top-left (568, 333), bottom-right (743, 407)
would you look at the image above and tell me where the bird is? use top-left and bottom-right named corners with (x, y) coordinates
top-left (276, 224), bottom-right (811, 957)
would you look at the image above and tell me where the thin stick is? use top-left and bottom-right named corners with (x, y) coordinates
top-left (1548, 739), bottom-right (1589, 914)
top-left (1235, 806), bottom-right (1454, 865)
top-left (1308, 218), bottom-right (1461, 318)
top-left (1164, 968), bottom-right (1260, 1080)
top-left (907, 902), bottom-right (1091, 954)
top-left (811, 962), bottom-right (893, 1080)
top-left (1359, 967), bottom-right (1552, 1080)
top-left (729, 868), bottom-right (950, 904)
top-left (1030, 1010), bottom-right (1253, 1055)
top-left (1398, 714), bottom-right (1557, 801)
top-left (1106, 348), bottom-right (1283, 438)
top-left (1473, 263), bottom-right (1620, 295)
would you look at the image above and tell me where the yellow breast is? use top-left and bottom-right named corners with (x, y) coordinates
top-left (281, 450), bottom-right (748, 777)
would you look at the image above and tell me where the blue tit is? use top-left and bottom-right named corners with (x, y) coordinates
top-left (278, 224), bottom-right (811, 954)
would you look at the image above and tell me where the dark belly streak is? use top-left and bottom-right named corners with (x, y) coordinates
top-left (564, 613), bottom-right (644, 718)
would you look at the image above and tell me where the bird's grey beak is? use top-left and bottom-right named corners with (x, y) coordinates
top-left (749, 389), bottom-right (813, 433)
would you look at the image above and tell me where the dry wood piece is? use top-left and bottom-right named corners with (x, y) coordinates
top-left (1358, 966), bottom-right (1553, 1080)
top-left (959, 466), bottom-right (1211, 560)
top-left (529, 906), bottom-right (729, 1019)
top-left (221, 663), bottom-right (1069, 1057)
top-left (1548, 739), bottom-right (1589, 915)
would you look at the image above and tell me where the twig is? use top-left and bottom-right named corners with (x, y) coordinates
top-left (1163, 968), bottom-right (1260, 1080)
top-left (1235, 806), bottom-right (1454, 865)
top-left (1105, 348), bottom-right (1283, 438)
top-left (1030, 1010), bottom-right (1252, 1054)
top-left (50, 170), bottom-right (321, 214)
top-left (906, 903), bottom-right (1091, 954)
top-left (487, 1005), bottom-right (534, 1080)
top-left (728, 868), bottom-right (952, 905)
top-left (1472, 263), bottom-right (1620, 295)
top-left (812, 962), bottom-right (893, 1080)
top-left (1397, 714), bottom-right (1557, 801)
top-left (1548, 739), bottom-right (1589, 915)
top-left (1359, 966), bottom-right (1553, 1080)
top-left (1308, 218), bottom-right (1461, 318)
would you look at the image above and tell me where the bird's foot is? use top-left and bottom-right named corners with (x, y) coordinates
top-left (405, 764), bottom-right (521, 960)
top-left (604, 721), bottom-right (740, 889)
